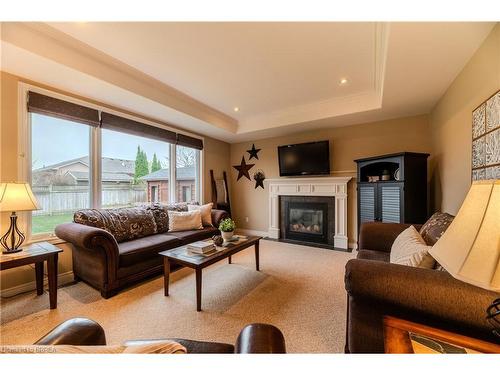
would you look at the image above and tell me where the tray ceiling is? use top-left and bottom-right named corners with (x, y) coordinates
top-left (1, 22), bottom-right (495, 142)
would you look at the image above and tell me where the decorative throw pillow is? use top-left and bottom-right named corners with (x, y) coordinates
top-left (74, 207), bottom-right (157, 243)
top-left (188, 203), bottom-right (213, 227)
top-left (419, 212), bottom-right (455, 245)
top-left (434, 263), bottom-right (446, 272)
top-left (144, 203), bottom-right (170, 233)
top-left (164, 202), bottom-right (189, 212)
top-left (390, 226), bottom-right (435, 268)
top-left (168, 210), bottom-right (203, 232)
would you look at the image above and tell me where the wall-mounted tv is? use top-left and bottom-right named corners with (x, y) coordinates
top-left (278, 141), bottom-right (330, 177)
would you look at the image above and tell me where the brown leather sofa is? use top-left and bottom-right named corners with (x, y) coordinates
top-left (55, 205), bottom-right (228, 298)
top-left (344, 221), bottom-right (500, 353)
top-left (34, 317), bottom-right (286, 353)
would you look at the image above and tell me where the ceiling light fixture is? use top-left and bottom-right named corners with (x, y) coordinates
top-left (339, 78), bottom-right (348, 85)
top-left (233, 107), bottom-right (240, 112)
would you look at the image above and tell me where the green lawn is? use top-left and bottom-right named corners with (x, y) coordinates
top-left (32, 213), bottom-right (74, 234)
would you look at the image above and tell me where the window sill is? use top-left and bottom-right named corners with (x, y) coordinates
top-left (27, 235), bottom-right (67, 246)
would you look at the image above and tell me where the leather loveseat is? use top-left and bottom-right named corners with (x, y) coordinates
top-left (55, 203), bottom-right (228, 298)
top-left (344, 220), bottom-right (499, 353)
top-left (33, 317), bottom-right (287, 353)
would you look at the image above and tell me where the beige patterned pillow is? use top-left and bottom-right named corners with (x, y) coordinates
top-left (188, 203), bottom-right (213, 227)
top-left (168, 210), bottom-right (203, 232)
top-left (390, 226), bottom-right (435, 268)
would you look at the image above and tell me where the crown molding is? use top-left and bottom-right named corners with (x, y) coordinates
top-left (237, 22), bottom-right (390, 134)
top-left (2, 22), bottom-right (393, 142)
top-left (1, 22), bottom-right (238, 134)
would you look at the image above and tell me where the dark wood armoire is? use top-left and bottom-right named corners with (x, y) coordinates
top-left (354, 152), bottom-right (429, 234)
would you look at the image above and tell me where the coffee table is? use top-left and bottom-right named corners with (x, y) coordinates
top-left (159, 235), bottom-right (261, 311)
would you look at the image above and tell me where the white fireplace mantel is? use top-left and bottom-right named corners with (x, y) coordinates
top-left (265, 176), bottom-right (352, 249)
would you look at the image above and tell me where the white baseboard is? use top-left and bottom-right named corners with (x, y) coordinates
top-left (235, 228), bottom-right (269, 237)
top-left (1, 271), bottom-right (74, 298)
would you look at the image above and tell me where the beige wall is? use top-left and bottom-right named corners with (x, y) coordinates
top-left (203, 136), bottom-right (231, 203)
top-left (229, 115), bottom-right (432, 245)
top-left (430, 24), bottom-right (500, 215)
top-left (2, 23), bottom-right (497, 292)
top-left (0, 71), bottom-right (230, 292)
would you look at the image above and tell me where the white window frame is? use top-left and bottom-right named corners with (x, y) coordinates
top-left (18, 83), bottom-right (204, 243)
top-left (172, 145), bottom-right (202, 204)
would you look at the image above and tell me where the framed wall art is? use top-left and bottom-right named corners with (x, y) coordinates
top-left (472, 89), bottom-right (500, 181)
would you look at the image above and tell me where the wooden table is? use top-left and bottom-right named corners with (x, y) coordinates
top-left (160, 236), bottom-right (261, 311)
top-left (383, 316), bottom-right (500, 353)
top-left (0, 242), bottom-right (62, 309)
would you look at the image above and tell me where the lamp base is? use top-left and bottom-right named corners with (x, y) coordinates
top-left (0, 211), bottom-right (26, 254)
top-left (487, 298), bottom-right (500, 339)
top-left (2, 248), bottom-right (23, 254)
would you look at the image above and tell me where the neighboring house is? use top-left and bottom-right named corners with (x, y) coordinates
top-left (32, 156), bottom-right (135, 186)
top-left (32, 156), bottom-right (196, 208)
top-left (31, 156), bottom-right (147, 214)
top-left (140, 166), bottom-right (196, 203)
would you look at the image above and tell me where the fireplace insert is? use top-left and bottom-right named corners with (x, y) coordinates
top-left (280, 196), bottom-right (335, 245)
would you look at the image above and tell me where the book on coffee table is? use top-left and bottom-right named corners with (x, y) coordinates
top-left (187, 241), bottom-right (215, 254)
top-left (178, 247), bottom-right (222, 261)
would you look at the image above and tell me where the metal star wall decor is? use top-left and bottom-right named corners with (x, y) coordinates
top-left (246, 144), bottom-right (261, 160)
top-left (253, 170), bottom-right (265, 189)
top-left (233, 156), bottom-right (255, 181)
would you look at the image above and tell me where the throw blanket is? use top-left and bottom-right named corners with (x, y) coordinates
top-left (0, 340), bottom-right (187, 354)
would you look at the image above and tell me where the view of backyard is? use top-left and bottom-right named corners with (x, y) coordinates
top-left (30, 114), bottom-right (199, 235)
top-left (32, 213), bottom-right (74, 234)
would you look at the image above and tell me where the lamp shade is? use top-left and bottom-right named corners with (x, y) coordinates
top-left (429, 180), bottom-right (500, 292)
top-left (0, 182), bottom-right (41, 212)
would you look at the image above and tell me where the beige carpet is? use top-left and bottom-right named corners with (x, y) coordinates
top-left (0, 240), bottom-right (355, 353)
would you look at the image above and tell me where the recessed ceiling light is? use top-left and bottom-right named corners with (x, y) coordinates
top-left (233, 107), bottom-right (240, 112)
top-left (339, 78), bottom-right (348, 85)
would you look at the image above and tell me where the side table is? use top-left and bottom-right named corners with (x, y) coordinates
top-left (0, 242), bottom-right (63, 309)
top-left (383, 316), bottom-right (500, 353)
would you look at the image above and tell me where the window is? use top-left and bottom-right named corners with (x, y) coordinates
top-left (23, 88), bottom-right (203, 239)
top-left (182, 186), bottom-right (191, 202)
top-left (31, 114), bottom-right (91, 235)
top-left (101, 128), bottom-right (171, 207)
top-left (175, 145), bottom-right (200, 203)
top-left (151, 186), bottom-right (159, 203)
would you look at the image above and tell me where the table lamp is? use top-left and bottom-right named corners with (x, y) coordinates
top-left (429, 179), bottom-right (499, 338)
top-left (0, 182), bottom-right (41, 254)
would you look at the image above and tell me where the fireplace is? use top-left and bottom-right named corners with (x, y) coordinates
top-left (267, 177), bottom-right (351, 249)
top-left (280, 196), bottom-right (335, 246)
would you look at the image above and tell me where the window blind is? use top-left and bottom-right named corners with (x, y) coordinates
top-left (100, 112), bottom-right (177, 144)
top-left (27, 92), bottom-right (203, 149)
top-left (27, 91), bottom-right (100, 127)
top-left (176, 133), bottom-right (203, 150)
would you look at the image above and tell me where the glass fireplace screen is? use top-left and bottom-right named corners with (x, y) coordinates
top-left (289, 208), bottom-right (324, 234)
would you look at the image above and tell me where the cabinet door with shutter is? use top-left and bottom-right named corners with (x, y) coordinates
top-left (358, 184), bottom-right (377, 224)
top-left (379, 183), bottom-right (403, 223)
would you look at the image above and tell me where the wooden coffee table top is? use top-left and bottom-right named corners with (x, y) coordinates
top-left (159, 235), bottom-right (261, 269)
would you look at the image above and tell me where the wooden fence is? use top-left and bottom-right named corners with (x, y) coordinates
top-left (33, 185), bottom-right (148, 216)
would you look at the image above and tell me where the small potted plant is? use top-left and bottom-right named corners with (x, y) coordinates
top-left (219, 218), bottom-right (235, 242)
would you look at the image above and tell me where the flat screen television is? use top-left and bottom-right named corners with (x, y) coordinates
top-left (278, 141), bottom-right (330, 177)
